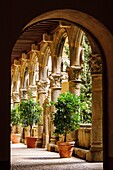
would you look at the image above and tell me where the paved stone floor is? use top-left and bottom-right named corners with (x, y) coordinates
top-left (10, 143), bottom-right (103, 170)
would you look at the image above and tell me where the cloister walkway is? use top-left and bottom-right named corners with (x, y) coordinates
top-left (11, 143), bottom-right (103, 170)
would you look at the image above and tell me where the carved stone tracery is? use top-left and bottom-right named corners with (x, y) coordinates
top-left (20, 89), bottom-right (28, 100)
top-left (66, 66), bottom-right (82, 82)
top-left (12, 91), bottom-right (20, 103)
top-left (49, 73), bottom-right (62, 88)
top-left (88, 54), bottom-right (102, 74)
top-left (37, 80), bottom-right (48, 92)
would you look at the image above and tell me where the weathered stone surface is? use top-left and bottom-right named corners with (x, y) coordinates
top-left (86, 150), bottom-right (103, 162)
top-left (74, 148), bottom-right (89, 159)
top-left (78, 127), bottom-right (91, 149)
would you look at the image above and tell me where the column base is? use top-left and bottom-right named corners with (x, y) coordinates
top-left (47, 143), bottom-right (58, 152)
top-left (42, 133), bottom-right (49, 148)
top-left (50, 137), bottom-right (56, 144)
top-left (86, 150), bottom-right (103, 162)
top-left (37, 138), bottom-right (43, 148)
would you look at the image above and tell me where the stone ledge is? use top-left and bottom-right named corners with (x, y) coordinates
top-left (47, 144), bottom-right (90, 160)
top-left (47, 144), bottom-right (58, 152)
top-left (86, 150), bottom-right (103, 162)
top-left (73, 147), bottom-right (89, 159)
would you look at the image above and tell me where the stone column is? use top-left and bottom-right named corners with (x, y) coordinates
top-left (11, 81), bottom-right (13, 109)
top-left (19, 88), bottom-right (29, 143)
top-left (37, 80), bottom-right (48, 147)
top-left (12, 90), bottom-right (20, 134)
top-left (20, 88), bottom-right (28, 101)
top-left (67, 65), bottom-right (82, 95)
top-left (12, 91), bottom-right (20, 107)
top-left (86, 54), bottom-right (103, 161)
top-left (66, 66), bottom-right (82, 143)
top-left (48, 73), bottom-right (62, 146)
top-left (12, 60), bottom-right (21, 106)
top-left (42, 96), bottom-right (50, 148)
top-left (11, 94), bottom-right (13, 109)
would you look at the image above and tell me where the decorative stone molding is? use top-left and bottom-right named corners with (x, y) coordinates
top-left (43, 33), bottom-right (53, 42)
top-left (61, 72), bottom-right (68, 82)
top-left (20, 89), bottom-right (28, 100)
top-left (49, 73), bottom-right (62, 88)
top-left (12, 91), bottom-right (20, 103)
top-left (12, 60), bottom-right (21, 83)
top-left (88, 54), bottom-right (102, 74)
top-left (37, 80), bottom-right (48, 92)
top-left (66, 66), bottom-right (82, 82)
top-left (20, 53), bottom-right (29, 78)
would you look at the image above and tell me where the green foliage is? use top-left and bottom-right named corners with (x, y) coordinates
top-left (11, 104), bottom-right (21, 133)
top-left (51, 91), bottom-right (87, 142)
top-left (19, 99), bottom-right (42, 136)
top-left (11, 105), bottom-right (21, 126)
top-left (81, 34), bottom-right (92, 123)
top-left (63, 34), bottom-right (92, 123)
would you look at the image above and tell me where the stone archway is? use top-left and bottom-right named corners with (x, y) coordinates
top-left (12, 9), bottom-right (113, 165)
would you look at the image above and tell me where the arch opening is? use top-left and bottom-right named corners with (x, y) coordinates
top-left (11, 9), bottom-right (113, 166)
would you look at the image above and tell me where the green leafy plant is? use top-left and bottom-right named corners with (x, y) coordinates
top-left (11, 105), bottom-right (21, 133)
top-left (19, 99), bottom-right (42, 137)
top-left (51, 91), bottom-right (87, 142)
top-left (81, 34), bottom-right (92, 123)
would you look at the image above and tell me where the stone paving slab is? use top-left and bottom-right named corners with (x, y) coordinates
top-left (11, 143), bottom-right (103, 170)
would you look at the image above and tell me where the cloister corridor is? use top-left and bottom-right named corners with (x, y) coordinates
top-left (10, 9), bottom-right (113, 170)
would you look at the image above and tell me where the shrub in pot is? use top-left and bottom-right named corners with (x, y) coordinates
top-left (19, 98), bottom-right (42, 148)
top-left (11, 105), bottom-right (21, 143)
top-left (51, 91), bottom-right (87, 158)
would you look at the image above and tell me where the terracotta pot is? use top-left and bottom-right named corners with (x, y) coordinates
top-left (26, 136), bottom-right (38, 148)
top-left (57, 141), bottom-right (75, 158)
top-left (11, 134), bottom-right (21, 144)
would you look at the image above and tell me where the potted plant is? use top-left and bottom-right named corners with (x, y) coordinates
top-left (51, 91), bottom-right (87, 158)
top-left (19, 98), bottom-right (42, 148)
top-left (11, 105), bottom-right (21, 143)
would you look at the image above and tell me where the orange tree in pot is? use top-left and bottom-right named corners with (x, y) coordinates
top-left (11, 105), bottom-right (21, 143)
top-left (19, 98), bottom-right (42, 148)
top-left (51, 91), bottom-right (87, 158)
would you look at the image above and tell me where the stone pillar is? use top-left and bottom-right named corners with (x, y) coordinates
top-left (11, 82), bottom-right (13, 109)
top-left (20, 88), bottom-right (28, 101)
top-left (66, 66), bottom-right (82, 143)
top-left (48, 73), bottom-right (62, 146)
top-left (12, 60), bottom-right (21, 106)
top-left (12, 91), bottom-right (20, 107)
top-left (20, 88), bottom-right (29, 143)
top-left (11, 94), bottom-right (13, 109)
top-left (86, 54), bottom-right (103, 161)
top-left (11, 90), bottom-right (20, 135)
top-left (19, 88), bottom-right (29, 143)
top-left (37, 80), bottom-right (48, 147)
top-left (42, 96), bottom-right (50, 148)
top-left (67, 65), bottom-right (82, 95)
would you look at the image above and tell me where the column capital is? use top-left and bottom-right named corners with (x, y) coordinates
top-left (37, 80), bottom-right (48, 93)
top-left (66, 65), bottom-right (82, 82)
top-left (88, 54), bottom-right (102, 74)
top-left (49, 73), bottom-right (62, 89)
top-left (20, 88), bottom-right (28, 100)
top-left (13, 59), bottom-right (21, 67)
top-left (12, 91), bottom-right (20, 103)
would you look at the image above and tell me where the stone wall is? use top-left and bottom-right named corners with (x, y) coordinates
top-left (77, 124), bottom-right (91, 149)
